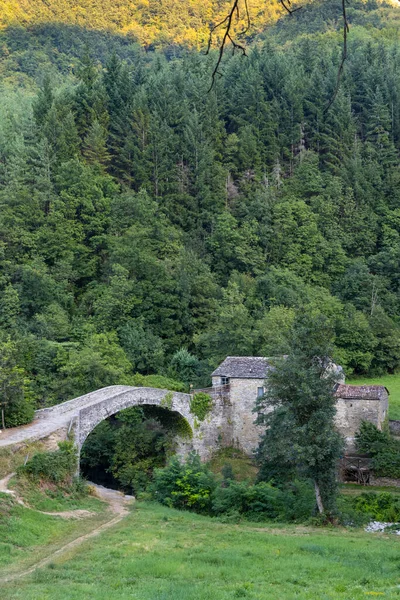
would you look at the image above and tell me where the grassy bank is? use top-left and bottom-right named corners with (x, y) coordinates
top-left (2, 501), bottom-right (400, 599)
top-left (0, 491), bottom-right (110, 577)
top-left (348, 373), bottom-right (400, 420)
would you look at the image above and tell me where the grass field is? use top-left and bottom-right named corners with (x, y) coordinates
top-left (2, 501), bottom-right (400, 600)
top-left (0, 492), bottom-right (109, 575)
top-left (348, 373), bottom-right (400, 420)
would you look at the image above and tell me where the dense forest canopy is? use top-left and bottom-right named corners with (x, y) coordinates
top-left (1, 0), bottom-right (400, 423)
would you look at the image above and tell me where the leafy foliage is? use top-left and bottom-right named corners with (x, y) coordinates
top-left (152, 454), bottom-right (319, 522)
top-left (0, 0), bottom-right (283, 51)
top-left (256, 312), bottom-right (344, 515)
top-left (1, 2), bottom-right (400, 414)
top-left (81, 405), bottom-right (192, 493)
top-left (350, 492), bottom-right (400, 523)
top-left (190, 393), bottom-right (213, 421)
top-left (0, 337), bottom-right (34, 428)
top-left (355, 421), bottom-right (400, 479)
top-left (19, 441), bottom-right (77, 484)
top-left (151, 452), bottom-right (216, 513)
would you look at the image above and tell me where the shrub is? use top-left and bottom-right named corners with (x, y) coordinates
top-left (19, 441), bottom-right (77, 484)
top-left (190, 392), bottom-right (213, 421)
top-left (151, 452), bottom-right (216, 513)
top-left (212, 481), bottom-right (284, 522)
top-left (351, 492), bottom-right (400, 522)
top-left (131, 373), bottom-right (186, 393)
top-left (168, 348), bottom-right (200, 387)
top-left (355, 421), bottom-right (400, 478)
top-left (355, 421), bottom-right (390, 454)
top-left (279, 480), bottom-right (316, 522)
top-left (4, 396), bottom-right (35, 428)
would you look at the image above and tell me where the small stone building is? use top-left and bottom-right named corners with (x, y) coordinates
top-left (211, 356), bottom-right (274, 453)
top-left (211, 356), bottom-right (389, 454)
top-left (334, 384), bottom-right (389, 451)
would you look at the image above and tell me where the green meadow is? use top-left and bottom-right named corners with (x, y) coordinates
top-left (0, 492), bottom-right (109, 575)
top-left (349, 373), bottom-right (400, 420)
top-left (2, 501), bottom-right (400, 600)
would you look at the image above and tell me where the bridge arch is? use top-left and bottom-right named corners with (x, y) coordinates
top-left (76, 386), bottom-right (194, 451)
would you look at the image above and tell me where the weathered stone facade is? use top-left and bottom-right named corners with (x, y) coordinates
top-left (222, 377), bottom-right (266, 454)
top-left (334, 384), bottom-right (389, 451)
top-left (210, 357), bottom-right (389, 456)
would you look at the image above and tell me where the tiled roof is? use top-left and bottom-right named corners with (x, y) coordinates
top-left (211, 356), bottom-right (272, 379)
top-left (334, 384), bottom-right (389, 400)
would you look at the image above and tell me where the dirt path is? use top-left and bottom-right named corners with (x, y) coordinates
top-left (0, 483), bottom-right (134, 583)
top-left (0, 473), bottom-right (15, 494)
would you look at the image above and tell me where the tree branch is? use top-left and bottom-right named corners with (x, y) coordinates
top-left (207, 0), bottom-right (349, 110)
top-left (324, 0), bottom-right (349, 112)
top-left (206, 0), bottom-right (250, 91)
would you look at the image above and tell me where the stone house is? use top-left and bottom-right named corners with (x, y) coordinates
top-left (211, 356), bottom-right (276, 454)
top-left (210, 356), bottom-right (389, 454)
top-left (334, 384), bottom-right (389, 451)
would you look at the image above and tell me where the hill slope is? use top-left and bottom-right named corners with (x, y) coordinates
top-left (0, 0), bottom-right (284, 49)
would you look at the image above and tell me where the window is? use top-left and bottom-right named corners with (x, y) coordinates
top-left (257, 387), bottom-right (265, 398)
top-left (221, 377), bottom-right (229, 386)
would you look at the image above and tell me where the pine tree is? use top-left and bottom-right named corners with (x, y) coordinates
top-left (83, 120), bottom-right (110, 169)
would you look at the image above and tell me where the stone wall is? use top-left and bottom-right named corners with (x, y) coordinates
top-left (389, 420), bottom-right (400, 437)
top-left (212, 380), bottom-right (389, 456)
top-left (228, 378), bottom-right (266, 454)
top-left (334, 385), bottom-right (389, 452)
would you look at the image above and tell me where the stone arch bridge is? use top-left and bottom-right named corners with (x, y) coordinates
top-left (0, 380), bottom-right (388, 464)
top-left (0, 386), bottom-right (231, 461)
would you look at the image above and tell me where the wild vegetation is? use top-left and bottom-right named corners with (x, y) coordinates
top-left (1, 0), bottom-right (400, 427)
top-left (1, 1), bottom-right (400, 595)
top-left (356, 421), bottom-right (400, 479)
top-left (80, 405), bottom-right (192, 492)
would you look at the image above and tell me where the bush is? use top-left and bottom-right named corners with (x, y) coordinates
top-left (279, 480), bottom-right (316, 522)
top-left (152, 455), bottom-right (318, 523)
top-left (151, 452), bottom-right (216, 513)
top-left (190, 393), bottom-right (213, 421)
top-left (355, 421), bottom-right (390, 454)
top-left (131, 373), bottom-right (186, 393)
top-left (4, 397), bottom-right (35, 428)
top-left (355, 421), bottom-right (400, 478)
top-left (19, 441), bottom-right (77, 484)
top-left (212, 479), bottom-right (316, 523)
top-left (351, 492), bottom-right (400, 522)
top-left (212, 481), bottom-right (284, 522)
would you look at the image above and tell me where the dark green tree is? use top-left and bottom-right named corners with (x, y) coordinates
top-left (256, 312), bottom-right (344, 516)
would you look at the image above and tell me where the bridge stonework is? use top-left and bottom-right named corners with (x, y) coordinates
top-left (72, 386), bottom-right (233, 461)
top-left (76, 387), bottom-right (194, 450)
top-left (0, 386), bottom-right (233, 464)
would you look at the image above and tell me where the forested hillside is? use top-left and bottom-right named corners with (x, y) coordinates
top-left (0, 0), bottom-right (283, 49)
top-left (1, 0), bottom-right (400, 422)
